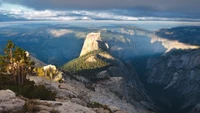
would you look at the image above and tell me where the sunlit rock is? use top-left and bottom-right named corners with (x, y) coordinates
top-left (80, 33), bottom-right (109, 56)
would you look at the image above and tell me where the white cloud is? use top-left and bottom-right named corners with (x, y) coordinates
top-left (0, 2), bottom-right (200, 21)
top-left (0, 4), bottom-right (138, 21)
top-left (138, 17), bottom-right (200, 21)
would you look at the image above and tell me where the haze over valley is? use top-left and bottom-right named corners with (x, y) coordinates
top-left (0, 21), bottom-right (199, 66)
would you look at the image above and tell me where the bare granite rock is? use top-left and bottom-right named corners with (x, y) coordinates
top-left (0, 89), bottom-right (25, 112)
top-left (93, 108), bottom-right (110, 113)
top-left (38, 100), bottom-right (96, 113)
top-left (28, 75), bottom-right (155, 113)
top-left (38, 110), bottom-right (50, 113)
top-left (96, 70), bottom-right (110, 79)
top-left (80, 33), bottom-right (109, 56)
top-left (36, 105), bottom-right (54, 111)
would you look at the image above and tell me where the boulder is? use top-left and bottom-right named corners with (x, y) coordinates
top-left (93, 108), bottom-right (110, 113)
top-left (57, 101), bottom-right (96, 113)
top-left (0, 89), bottom-right (25, 112)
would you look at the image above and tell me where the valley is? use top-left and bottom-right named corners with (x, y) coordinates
top-left (0, 21), bottom-right (200, 113)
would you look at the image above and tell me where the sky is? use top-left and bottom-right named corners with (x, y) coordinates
top-left (0, 0), bottom-right (200, 21)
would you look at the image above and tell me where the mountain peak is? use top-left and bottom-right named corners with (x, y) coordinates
top-left (79, 32), bottom-right (109, 57)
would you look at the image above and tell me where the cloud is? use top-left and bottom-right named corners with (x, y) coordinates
top-left (0, 2), bottom-right (200, 21)
top-left (0, 3), bottom-right (139, 21)
top-left (1, 0), bottom-right (200, 20)
top-left (2, 0), bottom-right (200, 13)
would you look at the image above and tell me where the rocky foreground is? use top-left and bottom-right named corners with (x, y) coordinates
top-left (0, 75), bottom-right (153, 113)
top-left (0, 90), bottom-right (25, 112)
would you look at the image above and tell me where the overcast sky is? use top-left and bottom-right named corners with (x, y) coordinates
top-left (0, 0), bottom-right (200, 21)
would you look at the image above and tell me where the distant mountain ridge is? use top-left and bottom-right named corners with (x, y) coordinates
top-left (150, 26), bottom-right (200, 52)
top-left (0, 24), bottom-right (164, 66)
top-left (155, 26), bottom-right (200, 45)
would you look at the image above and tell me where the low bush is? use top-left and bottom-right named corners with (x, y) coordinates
top-left (50, 109), bottom-right (60, 113)
top-left (87, 102), bottom-right (112, 113)
top-left (0, 74), bottom-right (56, 100)
top-left (14, 99), bottom-right (60, 113)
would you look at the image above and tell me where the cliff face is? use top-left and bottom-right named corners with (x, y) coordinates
top-left (154, 26), bottom-right (200, 45)
top-left (62, 32), bottom-right (156, 113)
top-left (145, 27), bottom-right (200, 112)
top-left (146, 49), bottom-right (200, 110)
top-left (150, 26), bottom-right (200, 53)
top-left (80, 33), bottom-right (109, 57)
top-left (151, 35), bottom-right (200, 52)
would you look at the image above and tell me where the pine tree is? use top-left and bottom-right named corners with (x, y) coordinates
top-left (3, 40), bottom-right (16, 81)
top-left (4, 40), bottom-right (15, 61)
top-left (0, 55), bottom-right (6, 72)
top-left (14, 47), bottom-right (35, 85)
top-left (0, 41), bottom-right (35, 85)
